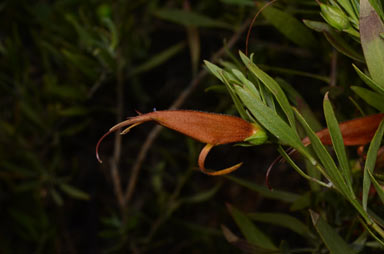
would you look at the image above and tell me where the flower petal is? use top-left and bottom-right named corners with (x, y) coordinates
top-left (198, 143), bottom-right (243, 175)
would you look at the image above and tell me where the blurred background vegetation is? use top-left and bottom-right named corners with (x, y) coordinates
top-left (1, 0), bottom-right (383, 253)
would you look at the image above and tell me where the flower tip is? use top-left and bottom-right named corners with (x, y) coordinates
top-left (120, 122), bottom-right (142, 135)
top-left (96, 153), bottom-right (103, 164)
top-left (96, 130), bottom-right (112, 164)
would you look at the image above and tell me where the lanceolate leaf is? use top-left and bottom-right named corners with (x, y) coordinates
top-left (130, 42), bottom-right (186, 76)
top-left (239, 51), bottom-right (297, 131)
top-left (225, 175), bottom-right (300, 203)
top-left (303, 20), bottom-right (364, 62)
top-left (323, 94), bottom-right (352, 187)
top-left (294, 108), bottom-right (353, 198)
top-left (204, 61), bottom-right (252, 120)
top-left (367, 169), bottom-right (384, 205)
top-left (226, 204), bottom-right (277, 250)
top-left (235, 85), bottom-right (310, 160)
top-left (352, 64), bottom-right (384, 94)
top-left (337, 0), bottom-right (359, 25)
top-left (360, 0), bottom-right (384, 89)
top-left (277, 78), bottom-right (322, 131)
top-left (310, 210), bottom-right (357, 254)
top-left (362, 120), bottom-right (384, 211)
top-left (59, 183), bottom-right (90, 200)
top-left (351, 86), bottom-right (384, 112)
top-left (248, 212), bottom-right (313, 239)
top-left (154, 9), bottom-right (232, 29)
top-left (258, 3), bottom-right (317, 48)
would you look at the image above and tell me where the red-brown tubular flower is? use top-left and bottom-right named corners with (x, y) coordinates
top-left (266, 113), bottom-right (384, 188)
top-left (96, 110), bottom-right (267, 175)
top-left (303, 113), bottom-right (384, 146)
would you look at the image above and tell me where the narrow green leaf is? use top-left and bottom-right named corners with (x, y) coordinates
top-left (303, 19), bottom-right (333, 32)
top-left (20, 101), bottom-right (46, 129)
top-left (352, 64), bottom-right (384, 94)
top-left (58, 106), bottom-right (89, 116)
top-left (260, 65), bottom-right (330, 83)
top-left (278, 78), bottom-right (323, 191)
top-left (362, 120), bottom-right (384, 210)
top-left (323, 31), bottom-right (363, 62)
top-left (61, 49), bottom-right (97, 79)
top-left (205, 62), bottom-right (266, 127)
top-left (259, 4), bottom-right (317, 48)
top-left (278, 146), bottom-right (330, 189)
top-left (230, 69), bottom-right (261, 101)
top-left (337, 0), bottom-right (359, 23)
top-left (102, 17), bottom-right (119, 51)
top-left (225, 175), bottom-right (300, 203)
top-left (310, 210), bottom-right (357, 254)
top-left (186, 25), bottom-right (200, 75)
top-left (258, 83), bottom-right (276, 112)
top-left (294, 108), bottom-right (352, 197)
top-left (154, 9), bottom-right (232, 29)
top-left (277, 78), bottom-right (322, 131)
top-left (220, 0), bottom-right (254, 6)
top-left (303, 20), bottom-right (364, 62)
top-left (360, 0), bottom-right (384, 88)
top-left (239, 51), bottom-right (297, 130)
top-left (62, 119), bottom-right (91, 136)
top-left (8, 208), bottom-right (39, 240)
top-left (220, 225), bottom-right (274, 253)
top-left (235, 85), bottom-right (309, 159)
top-left (248, 212), bottom-right (313, 239)
top-left (227, 204), bottom-right (277, 250)
top-left (220, 71), bottom-right (250, 120)
top-left (66, 14), bottom-right (98, 49)
top-left (204, 61), bottom-right (250, 120)
top-left (44, 74), bottom-right (86, 100)
top-left (367, 169), bottom-right (384, 205)
top-left (130, 42), bottom-right (186, 76)
top-left (181, 183), bottom-right (221, 204)
top-left (323, 93), bottom-right (353, 189)
top-left (59, 183), bottom-right (90, 200)
top-left (51, 188), bottom-right (63, 206)
top-left (14, 181), bottom-right (40, 192)
top-left (351, 86), bottom-right (384, 112)
top-left (204, 60), bottom-right (225, 83)
top-left (290, 192), bottom-right (311, 211)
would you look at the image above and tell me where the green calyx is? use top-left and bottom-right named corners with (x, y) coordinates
top-left (244, 124), bottom-right (268, 145)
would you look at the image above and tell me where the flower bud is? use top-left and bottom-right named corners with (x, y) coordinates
top-left (320, 4), bottom-right (351, 31)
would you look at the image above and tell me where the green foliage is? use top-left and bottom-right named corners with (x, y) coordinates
top-left (310, 210), bottom-right (358, 254)
top-left (203, 1), bottom-right (384, 251)
top-left (259, 3), bottom-right (318, 48)
top-left (227, 204), bottom-right (277, 250)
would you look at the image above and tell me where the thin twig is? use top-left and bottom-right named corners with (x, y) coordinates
top-left (123, 18), bottom-right (253, 206)
top-left (330, 49), bottom-right (338, 87)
